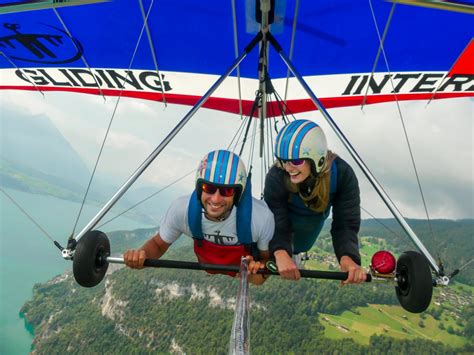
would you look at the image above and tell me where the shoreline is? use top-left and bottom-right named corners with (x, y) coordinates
top-left (19, 311), bottom-right (35, 352)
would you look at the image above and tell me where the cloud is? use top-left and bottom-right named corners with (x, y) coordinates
top-left (318, 98), bottom-right (473, 219)
top-left (2, 91), bottom-right (472, 219)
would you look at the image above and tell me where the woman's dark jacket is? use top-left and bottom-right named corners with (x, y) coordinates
top-left (264, 157), bottom-right (361, 265)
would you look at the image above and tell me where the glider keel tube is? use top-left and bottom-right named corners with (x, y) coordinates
top-left (67, 33), bottom-right (263, 254)
top-left (267, 33), bottom-right (441, 276)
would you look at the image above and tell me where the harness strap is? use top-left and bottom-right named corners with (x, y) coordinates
top-left (188, 190), bottom-right (204, 239)
top-left (236, 176), bottom-right (252, 244)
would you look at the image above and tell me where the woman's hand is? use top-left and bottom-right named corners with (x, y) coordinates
top-left (339, 255), bottom-right (367, 285)
top-left (274, 250), bottom-right (300, 280)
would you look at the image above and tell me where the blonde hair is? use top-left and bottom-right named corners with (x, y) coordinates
top-left (280, 151), bottom-right (337, 213)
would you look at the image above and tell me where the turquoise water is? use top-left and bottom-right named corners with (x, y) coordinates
top-left (0, 188), bottom-right (151, 355)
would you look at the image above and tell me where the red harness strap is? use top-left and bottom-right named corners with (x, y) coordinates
top-left (193, 239), bottom-right (250, 276)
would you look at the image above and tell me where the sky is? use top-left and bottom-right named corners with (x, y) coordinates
top-left (1, 89), bottom-right (473, 221)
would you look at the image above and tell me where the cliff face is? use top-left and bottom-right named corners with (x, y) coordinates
top-left (101, 279), bottom-right (128, 322)
top-left (22, 266), bottom-right (247, 353)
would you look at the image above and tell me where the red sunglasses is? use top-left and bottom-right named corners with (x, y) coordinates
top-left (201, 183), bottom-right (236, 197)
top-left (279, 158), bottom-right (306, 166)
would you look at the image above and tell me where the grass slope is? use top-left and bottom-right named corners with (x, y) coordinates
top-left (310, 236), bottom-right (472, 348)
top-left (320, 304), bottom-right (467, 347)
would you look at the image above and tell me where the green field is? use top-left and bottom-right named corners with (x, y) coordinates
top-left (305, 236), bottom-right (471, 348)
top-left (319, 304), bottom-right (467, 347)
top-left (304, 236), bottom-right (396, 270)
top-left (359, 237), bottom-right (394, 267)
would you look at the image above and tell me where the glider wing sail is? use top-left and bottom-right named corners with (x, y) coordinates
top-left (0, 0), bottom-right (472, 115)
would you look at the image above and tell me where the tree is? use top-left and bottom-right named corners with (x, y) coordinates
top-left (464, 319), bottom-right (474, 339)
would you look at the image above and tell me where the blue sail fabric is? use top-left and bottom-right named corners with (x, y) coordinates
top-left (0, 1), bottom-right (472, 115)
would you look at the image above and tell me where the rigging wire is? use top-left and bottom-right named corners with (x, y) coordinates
top-left (258, 45), bottom-right (269, 157)
top-left (1, 188), bottom-right (54, 242)
top-left (97, 112), bottom-right (271, 229)
top-left (0, 51), bottom-right (44, 97)
top-left (274, 89), bottom-right (297, 123)
top-left (265, 68), bottom-right (414, 249)
top-left (96, 168), bottom-right (195, 229)
top-left (360, 205), bottom-right (404, 240)
top-left (361, 2), bottom-right (395, 109)
top-left (247, 117), bottom-right (258, 170)
top-left (138, 0), bottom-right (167, 107)
top-left (239, 114), bottom-right (255, 157)
top-left (228, 114), bottom-right (251, 153)
top-left (261, 107), bottom-right (275, 197)
top-left (234, 128), bottom-right (265, 165)
top-left (70, 0), bottom-right (157, 237)
top-left (368, 0), bottom-right (437, 247)
top-left (231, 0), bottom-right (244, 118)
top-left (266, 95), bottom-right (275, 169)
top-left (456, 258), bottom-right (474, 273)
top-left (264, 94), bottom-right (275, 172)
top-left (238, 91), bottom-right (261, 157)
top-left (362, 204), bottom-right (472, 276)
top-left (53, 8), bottom-right (106, 102)
top-left (95, 101), bottom-right (272, 229)
top-left (263, 92), bottom-right (411, 249)
top-left (283, 0), bottom-right (299, 104)
top-left (95, 106), bottom-right (279, 228)
top-left (268, 116), bottom-right (275, 163)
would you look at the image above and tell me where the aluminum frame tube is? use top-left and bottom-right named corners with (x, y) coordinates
top-left (106, 256), bottom-right (372, 281)
top-left (72, 33), bottom-right (262, 245)
top-left (258, 0), bottom-right (271, 158)
top-left (267, 34), bottom-right (440, 275)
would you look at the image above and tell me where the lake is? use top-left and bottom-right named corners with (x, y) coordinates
top-left (0, 188), bottom-right (152, 355)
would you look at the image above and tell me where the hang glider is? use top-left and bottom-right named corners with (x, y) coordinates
top-left (0, 0), bottom-right (473, 116)
top-left (2, 3), bottom-right (472, 352)
top-left (2, 0), bottom-right (471, 292)
top-left (0, 0), bottom-right (109, 14)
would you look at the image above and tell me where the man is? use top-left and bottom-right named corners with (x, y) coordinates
top-left (124, 149), bottom-right (274, 285)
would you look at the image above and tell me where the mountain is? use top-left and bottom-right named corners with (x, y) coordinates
top-left (0, 107), bottom-right (184, 225)
top-left (1, 106), bottom-right (91, 187)
top-left (359, 218), bottom-right (474, 285)
top-left (20, 220), bottom-right (474, 354)
top-left (312, 218), bottom-right (474, 285)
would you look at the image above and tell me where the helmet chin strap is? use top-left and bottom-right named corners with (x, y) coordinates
top-left (300, 176), bottom-right (317, 196)
top-left (297, 160), bottom-right (318, 196)
top-left (302, 157), bottom-right (327, 193)
top-left (308, 159), bottom-right (319, 177)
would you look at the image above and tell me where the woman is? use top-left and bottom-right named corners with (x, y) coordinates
top-left (264, 119), bottom-right (366, 284)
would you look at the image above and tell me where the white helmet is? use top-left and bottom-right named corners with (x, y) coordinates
top-left (275, 119), bottom-right (328, 174)
top-left (196, 150), bottom-right (247, 203)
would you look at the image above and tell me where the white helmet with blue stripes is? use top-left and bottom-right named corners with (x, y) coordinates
top-left (275, 119), bottom-right (328, 174)
top-left (196, 150), bottom-right (247, 202)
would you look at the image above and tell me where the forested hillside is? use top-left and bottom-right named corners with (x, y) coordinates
top-left (21, 219), bottom-right (473, 354)
top-left (359, 218), bottom-right (474, 285)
